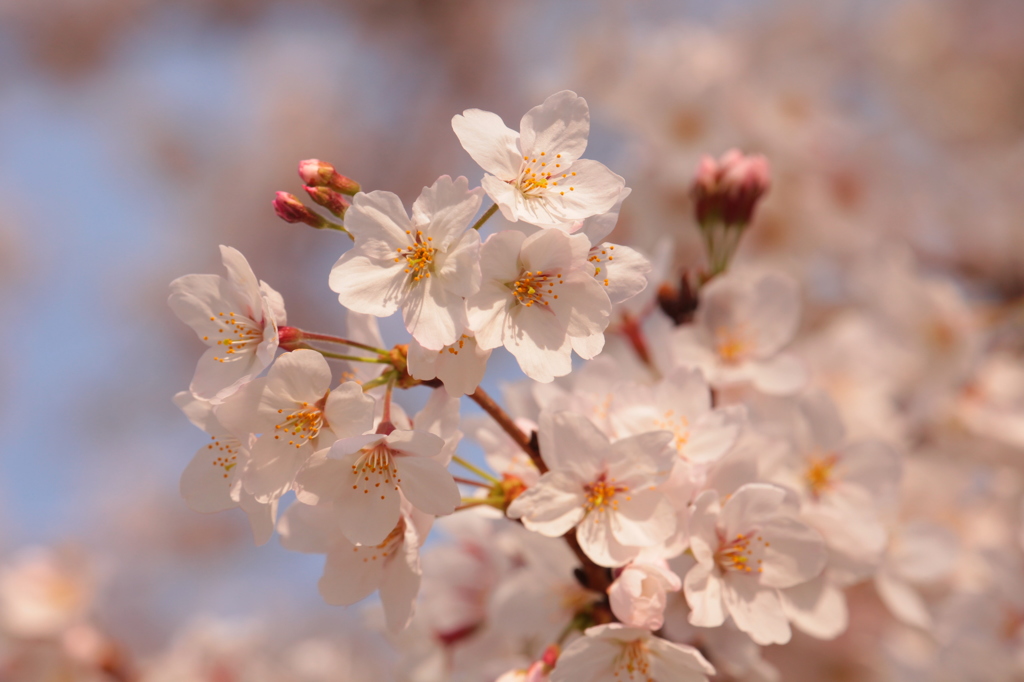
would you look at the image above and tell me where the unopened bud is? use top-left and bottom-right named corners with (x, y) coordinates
top-left (273, 192), bottom-right (326, 229)
top-left (690, 149), bottom-right (771, 227)
top-left (303, 185), bottom-right (350, 217)
top-left (297, 159), bottom-right (361, 195)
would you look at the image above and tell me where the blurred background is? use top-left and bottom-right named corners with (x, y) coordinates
top-left (0, 0), bottom-right (1022, 679)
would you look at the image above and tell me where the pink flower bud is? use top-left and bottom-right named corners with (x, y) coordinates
top-left (297, 159), bottom-right (361, 195)
top-left (690, 149), bottom-right (771, 227)
top-left (303, 185), bottom-right (350, 217)
top-left (272, 192), bottom-right (326, 229)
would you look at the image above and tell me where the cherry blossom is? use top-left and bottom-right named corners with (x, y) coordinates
top-left (279, 502), bottom-right (432, 632)
top-left (670, 270), bottom-right (806, 394)
top-left (551, 624), bottom-right (714, 682)
top-left (468, 228), bottom-right (611, 382)
top-left (174, 391), bottom-right (277, 545)
top-left (507, 411), bottom-right (676, 567)
top-left (215, 349), bottom-right (376, 502)
top-left (452, 90), bottom-right (626, 227)
top-left (294, 427), bottom-right (459, 546)
top-left (330, 175), bottom-right (484, 350)
top-left (684, 483), bottom-right (827, 645)
top-left (608, 554), bottom-right (682, 630)
top-left (407, 334), bottom-right (491, 396)
top-left (168, 245), bottom-right (285, 403)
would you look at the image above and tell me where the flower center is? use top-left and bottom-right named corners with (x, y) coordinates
top-left (714, 326), bottom-right (750, 363)
top-left (204, 311), bottom-right (263, 364)
top-left (804, 453), bottom-right (839, 499)
top-left (395, 229), bottom-right (436, 283)
top-left (206, 435), bottom-right (241, 481)
top-left (650, 409), bottom-right (690, 457)
top-left (510, 270), bottom-right (563, 308)
top-left (350, 517), bottom-right (405, 563)
top-left (350, 443), bottom-right (401, 500)
top-left (587, 244), bottom-right (616, 288)
top-left (613, 639), bottom-right (652, 681)
top-left (715, 531), bottom-right (766, 575)
top-left (273, 399), bottom-right (326, 449)
top-left (514, 151), bottom-right (576, 198)
top-left (583, 474), bottom-right (630, 514)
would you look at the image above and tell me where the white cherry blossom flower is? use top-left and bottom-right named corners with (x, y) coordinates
top-left (407, 333), bottom-right (491, 396)
top-left (671, 270), bottom-right (806, 395)
top-left (608, 554), bottom-right (682, 631)
top-left (215, 349), bottom-right (376, 502)
top-left (551, 624), bottom-right (714, 682)
top-left (468, 228), bottom-right (611, 382)
top-left (608, 366), bottom-right (741, 465)
top-left (507, 411), bottom-right (676, 567)
top-left (294, 427), bottom-right (460, 546)
top-left (0, 547), bottom-right (95, 638)
top-left (330, 176), bottom-right (484, 350)
top-left (452, 90), bottom-right (626, 227)
top-left (279, 501), bottom-right (432, 632)
top-left (174, 391), bottom-right (277, 545)
top-left (684, 483), bottom-right (827, 645)
top-left (168, 245), bottom-right (285, 403)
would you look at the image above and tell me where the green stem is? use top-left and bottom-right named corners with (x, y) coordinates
top-left (301, 346), bottom-right (391, 363)
top-left (470, 203), bottom-right (499, 231)
top-left (451, 455), bottom-right (500, 484)
top-left (361, 371), bottom-right (397, 392)
top-left (322, 221), bottom-right (355, 240)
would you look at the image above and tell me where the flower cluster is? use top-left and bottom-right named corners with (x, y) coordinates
top-left (166, 91), bottom-right (996, 682)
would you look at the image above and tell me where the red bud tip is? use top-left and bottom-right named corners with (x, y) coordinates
top-left (303, 185), bottom-right (351, 217)
top-left (272, 192), bottom-right (327, 229)
top-left (297, 159), bottom-right (361, 195)
top-left (690, 149), bottom-right (771, 227)
top-left (541, 644), bottom-right (560, 668)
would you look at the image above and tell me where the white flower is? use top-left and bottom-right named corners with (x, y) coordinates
top-left (295, 428), bottom-right (460, 546)
top-left (215, 349), bottom-right (376, 502)
top-left (279, 502), bottom-right (431, 632)
top-left (0, 547), bottom-right (94, 638)
top-left (168, 245), bottom-right (285, 403)
top-left (468, 229), bottom-right (611, 382)
top-left (670, 270), bottom-right (806, 395)
top-left (551, 624), bottom-right (714, 682)
top-left (407, 334), bottom-right (491, 396)
top-left (452, 90), bottom-right (626, 227)
top-left (329, 176), bottom-right (484, 350)
top-left (174, 391), bottom-right (277, 545)
top-left (608, 367), bottom-right (741, 465)
top-left (684, 484), bottom-right (827, 645)
top-left (507, 412), bottom-right (676, 567)
top-left (608, 556), bottom-right (682, 631)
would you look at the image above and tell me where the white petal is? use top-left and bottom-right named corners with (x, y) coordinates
top-left (402, 277), bottom-right (464, 350)
top-left (507, 472), bottom-right (586, 537)
top-left (684, 562), bottom-right (727, 628)
top-left (722, 576), bottom-right (791, 645)
top-left (452, 109), bottom-right (522, 180)
top-left (519, 90), bottom-right (589, 164)
top-left (759, 516), bottom-right (827, 589)
top-left (264, 349), bottom-right (332, 404)
top-left (322, 382), bottom-right (376, 440)
top-left (779, 574), bottom-right (849, 640)
top-left (395, 456), bottom-right (460, 516)
top-left (319, 543), bottom-right (382, 606)
top-left (577, 510), bottom-right (639, 567)
top-left (329, 252), bottom-right (408, 317)
top-left (747, 354), bottom-right (808, 395)
top-left (549, 159), bottom-right (626, 221)
top-left (343, 189), bottom-right (413, 247)
top-left (379, 539), bottom-right (421, 632)
top-left (611, 490), bottom-right (676, 547)
top-left (410, 175), bottom-right (483, 249)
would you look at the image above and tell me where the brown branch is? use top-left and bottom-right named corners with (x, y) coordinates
top-left (469, 387), bottom-right (547, 474)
